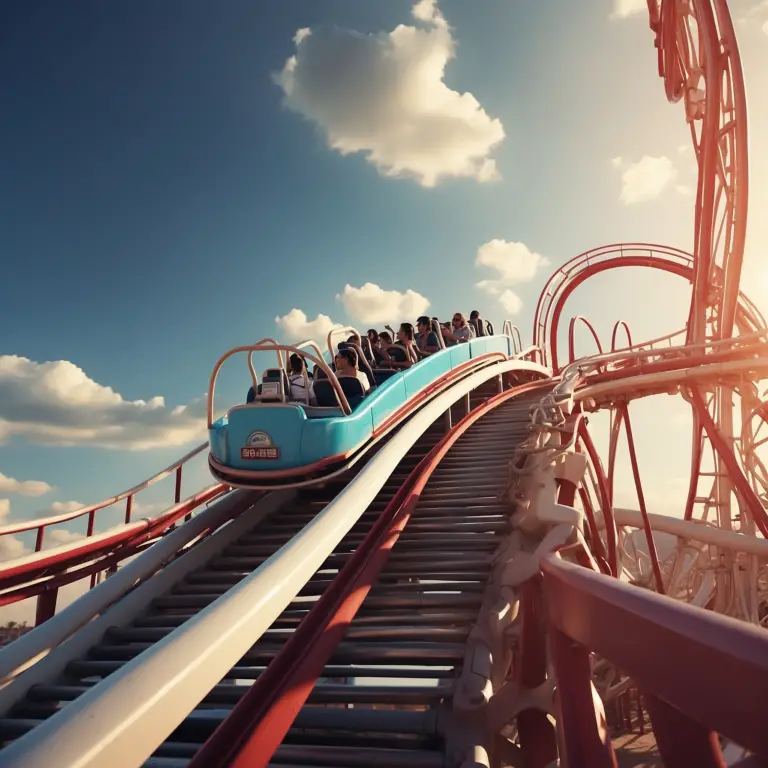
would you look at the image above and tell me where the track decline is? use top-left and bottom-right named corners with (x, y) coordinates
top-left (0, 372), bottom-right (551, 767)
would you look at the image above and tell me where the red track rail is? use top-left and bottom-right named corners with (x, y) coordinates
top-left (191, 380), bottom-right (553, 768)
top-left (0, 484), bottom-right (234, 624)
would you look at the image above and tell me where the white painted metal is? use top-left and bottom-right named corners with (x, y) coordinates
top-left (0, 360), bottom-right (548, 768)
top-left (575, 357), bottom-right (768, 403)
top-left (610, 508), bottom-right (768, 558)
top-left (0, 490), bottom-right (293, 716)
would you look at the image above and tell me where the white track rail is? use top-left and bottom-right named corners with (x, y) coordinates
top-left (0, 490), bottom-right (288, 708)
top-left (0, 359), bottom-right (548, 768)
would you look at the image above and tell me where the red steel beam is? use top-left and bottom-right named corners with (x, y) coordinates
top-left (542, 554), bottom-right (768, 758)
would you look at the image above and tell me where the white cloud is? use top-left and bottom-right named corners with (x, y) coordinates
top-left (273, 0), bottom-right (505, 187)
top-left (0, 535), bottom-right (28, 562)
top-left (412, 0), bottom-right (442, 24)
top-left (612, 155), bottom-right (678, 204)
top-left (0, 472), bottom-right (53, 497)
top-left (675, 184), bottom-right (693, 196)
top-left (763, 19), bottom-right (768, 34)
top-left (43, 528), bottom-right (85, 549)
top-left (0, 356), bottom-right (206, 451)
top-left (498, 290), bottom-right (523, 315)
top-left (476, 239), bottom-right (549, 283)
top-left (337, 283), bottom-right (430, 325)
top-left (474, 239), bottom-right (550, 315)
top-left (610, 0), bottom-right (647, 19)
top-left (0, 499), bottom-right (9, 520)
top-left (275, 309), bottom-right (343, 343)
top-left (49, 500), bottom-right (85, 515)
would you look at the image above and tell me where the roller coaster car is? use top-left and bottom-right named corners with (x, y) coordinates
top-left (206, 326), bottom-right (516, 489)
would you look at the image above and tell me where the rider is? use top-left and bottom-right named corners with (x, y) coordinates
top-left (335, 348), bottom-right (370, 394)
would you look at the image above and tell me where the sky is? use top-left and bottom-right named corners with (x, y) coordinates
top-left (1, 0), bottom-right (768, 620)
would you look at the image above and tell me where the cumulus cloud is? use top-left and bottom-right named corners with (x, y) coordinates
top-left (474, 239), bottom-right (550, 315)
top-left (610, 0), bottom-right (647, 19)
top-left (0, 472), bottom-right (53, 497)
top-left (498, 290), bottom-right (523, 315)
top-left (48, 500), bottom-right (85, 515)
top-left (612, 156), bottom-right (678, 204)
top-left (0, 498), bottom-right (28, 563)
top-left (273, 0), bottom-right (505, 187)
top-left (0, 356), bottom-right (207, 451)
top-left (337, 283), bottom-right (430, 325)
top-left (275, 309), bottom-right (343, 343)
top-left (0, 535), bottom-right (28, 562)
top-left (43, 528), bottom-right (85, 549)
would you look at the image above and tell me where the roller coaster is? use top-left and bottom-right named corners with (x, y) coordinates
top-left (0, 1), bottom-right (766, 766)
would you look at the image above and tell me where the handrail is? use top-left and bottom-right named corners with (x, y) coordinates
top-left (294, 339), bottom-right (325, 363)
top-left (542, 553), bottom-right (768, 757)
top-left (0, 359), bottom-right (550, 768)
top-left (0, 441), bottom-right (208, 540)
top-left (246, 338), bottom-right (286, 393)
top-left (556, 328), bottom-right (768, 399)
top-left (0, 490), bottom-right (257, 688)
top-left (502, 320), bottom-right (523, 354)
top-left (208, 343), bottom-right (351, 424)
top-left (326, 326), bottom-right (361, 359)
top-left (0, 484), bottom-right (227, 587)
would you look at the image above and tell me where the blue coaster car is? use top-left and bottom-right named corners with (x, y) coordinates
top-left (207, 326), bottom-right (515, 489)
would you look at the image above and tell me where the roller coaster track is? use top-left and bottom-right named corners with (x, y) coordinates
top-left (2, 0), bottom-right (768, 765)
top-left (0, 380), bottom-right (549, 768)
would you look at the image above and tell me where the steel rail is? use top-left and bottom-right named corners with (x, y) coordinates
top-left (0, 359), bottom-right (549, 768)
top-left (0, 490), bottom-right (259, 691)
top-left (608, 508), bottom-right (768, 558)
top-left (0, 485), bottom-right (227, 589)
top-left (0, 443), bottom-right (209, 538)
top-left (193, 378), bottom-right (552, 768)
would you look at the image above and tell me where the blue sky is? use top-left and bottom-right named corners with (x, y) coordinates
top-left (1, 0), bottom-right (768, 605)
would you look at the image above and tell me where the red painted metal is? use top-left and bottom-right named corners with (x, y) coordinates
top-left (617, 404), bottom-right (665, 594)
top-left (0, 445), bottom-right (211, 568)
top-left (567, 316), bottom-right (603, 364)
top-left (0, 485), bottom-right (232, 607)
top-left (550, 626), bottom-right (618, 768)
top-left (34, 589), bottom-right (57, 627)
top-left (690, 387), bottom-right (768, 537)
top-left (644, 694), bottom-right (726, 768)
top-left (609, 321), bottom-right (632, 353)
top-left (190, 379), bottom-right (553, 768)
top-left (517, 578), bottom-right (558, 767)
top-left (542, 554), bottom-right (768, 757)
top-left (576, 420), bottom-right (618, 576)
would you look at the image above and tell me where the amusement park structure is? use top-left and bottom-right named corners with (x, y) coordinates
top-left (0, 0), bottom-right (766, 766)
